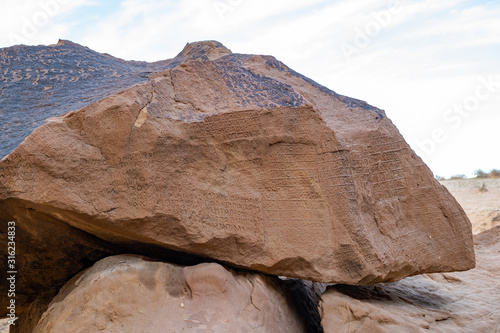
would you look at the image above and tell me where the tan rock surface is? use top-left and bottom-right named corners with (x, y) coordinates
top-left (0, 318), bottom-right (10, 333)
top-left (0, 41), bottom-right (474, 312)
top-left (16, 255), bottom-right (305, 333)
top-left (441, 178), bottom-right (500, 234)
top-left (319, 225), bottom-right (500, 332)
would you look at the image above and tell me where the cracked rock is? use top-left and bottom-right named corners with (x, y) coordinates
top-left (0, 40), bottom-right (475, 314)
top-left (13, 255), bottom-right (306, 333)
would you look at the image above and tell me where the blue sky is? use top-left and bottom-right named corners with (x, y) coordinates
top-left (1, 0), bottom-right (499, 178)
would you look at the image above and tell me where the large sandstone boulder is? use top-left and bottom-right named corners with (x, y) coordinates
top-left (14, 255), bottom-right (306, 333)
top-left (0, 39), bottom-right (228, 158)
top-left (319, 226), bottom-right (500, 332)
top-left (0, 40), bottom-right (474, 312)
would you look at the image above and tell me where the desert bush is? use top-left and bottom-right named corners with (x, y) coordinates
top-left (450, 174), bottom-right (466, 180)
top-left (475, 169), bottom-right (488, 178)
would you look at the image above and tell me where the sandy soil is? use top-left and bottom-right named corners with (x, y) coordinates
top-left (441, 178), bottom-right (500, 234)
top-left (0, 319), bottom-right (9, 333)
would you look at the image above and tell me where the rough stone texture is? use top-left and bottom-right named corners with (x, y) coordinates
top-left (8, 289), bottom-right (59, 333)
top-left (14, 255), bottom-right (306, 333)
top-left (319, 226), bottom-right (500, 333)
top-left (281, 279), bottom-right (328, 333)
top-left (0, 41), bottom-right (474, 312)
top-left (0, 39), bottom-right (230, 158)
top-left (0, 198), bottom-right (209, 315)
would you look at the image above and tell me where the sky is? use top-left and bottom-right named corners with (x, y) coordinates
top-left (1, 0), bottom-right (499, 178)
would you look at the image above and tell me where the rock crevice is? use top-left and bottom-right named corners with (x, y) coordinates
top-left (0, 40), bottom-right (475, 316)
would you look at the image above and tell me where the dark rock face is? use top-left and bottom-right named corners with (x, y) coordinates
top-left (0, 40), bottom-right (475, 315)
top-left (0, 39), bottom-right (376, 158)
top-left (0, 40), bottom-right (230, 158)
top-left (0, 200), bottom-right (123, 315)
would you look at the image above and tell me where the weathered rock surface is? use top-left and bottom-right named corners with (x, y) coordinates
top-left (0, 40), bottom-right (474, 312)
top-left (0, 39), bottom-right (230, 158)
top-left (319, 225), bottom-right (500, 332)
top-left (14, 255), bottom-right (306, 333)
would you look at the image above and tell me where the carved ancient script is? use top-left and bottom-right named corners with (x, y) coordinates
top-left (0, 42), bottom-right (169, 159)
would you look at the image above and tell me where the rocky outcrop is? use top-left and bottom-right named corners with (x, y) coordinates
top-left (0, 39), bottom-right (230, 158)
top-left (14, 255), bottom-right (306, 333)
top-left (319, 225), bottom-right (500, 332)
top-left (0, 40), bottom-right (474, 313)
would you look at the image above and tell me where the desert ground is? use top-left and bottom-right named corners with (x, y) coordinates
top-left (0, 320), bottom-right (8, 333)
top-left (441, 178), bottom-right (500, 234)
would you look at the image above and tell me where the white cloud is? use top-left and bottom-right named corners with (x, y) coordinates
top-left (403, 2), bottom-right (500, 48)
top-left (77, 0), bottom-right (332, 61)
top-left (0, 0), bottom-right (92, 47)
top-left (1, 0), bottom-right (498, 176)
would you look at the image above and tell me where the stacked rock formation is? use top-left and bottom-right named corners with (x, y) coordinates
top-left (0, 40), bottom-right (478, 331)
top-left (15, 256), bottom-right (306, 332)
top-left (13, 227), bottom-right (498, 332)
top-left (319, 225), bottom-right (500, 332)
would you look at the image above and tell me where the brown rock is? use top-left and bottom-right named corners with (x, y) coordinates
top-left (16, 255), bottom-right (306, 333)
top-left (319, 226), bottom-right (500, 332)
top-left (0, 39), bottom-right (231, 158)
top-left (9, 289), bottom-right (59, 333)
top-left (0, 41), bottom-right (474, 312)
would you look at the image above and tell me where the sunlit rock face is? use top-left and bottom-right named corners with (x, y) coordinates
top-left (319, 226), bottom-right (500, 332)
top-left (14, 255), bottom-right (306, 333)
top-left (0, 40), bottom-right (474, 313)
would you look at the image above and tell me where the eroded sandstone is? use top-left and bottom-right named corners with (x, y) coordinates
top-left (319, 226), bottom-right (500, 332)
top-left (14, 255), bottom-right (306, 333)
top-left (0, 41), bottom-right (475, 313)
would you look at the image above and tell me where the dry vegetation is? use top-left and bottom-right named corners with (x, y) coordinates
top-left (437, 169), bottom-right (500, 181)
